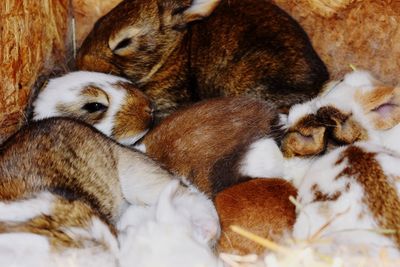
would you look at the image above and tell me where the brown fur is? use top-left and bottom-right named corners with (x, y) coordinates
top-left (0, 118), bottom-right (124, 223)
top-left (0, 118), bottom-right (177, 249)
top-left (56, 85), bottom-right (110, 124)
top-left (112, 82), bottom-right (154, 140)
top-left (316, 106), bottom-right (368, 144)
top-left (274, 0), bottom-right (400, 86)
top-left (336, 146), bottom-right (400, 247)
top-left (52, 81), bottom-right (153, 143)
top-left (76, 0), bottom-right (329, 117)
top-left (311, 184), bottom-right (342, 202)
top-left (281, 114), bottom-right (327, 157)
top-left (142, 97), bottom-right (283, 197)
top-left (0, 197), bottom-right (111, 249)
top-left (215, 178), bottom-right (297, 255)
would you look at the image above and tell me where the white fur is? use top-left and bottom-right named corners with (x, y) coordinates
top-left (286, 98), bottom-right (318, 128)
top-left (117, 180), bottom-right (221, 267)
top-left (0, 192), bottom-right (54, 222)
top-left (0, 229), bottom-right (117, 267)
top-left (133, 142), bottom-right (147, 153)
top-left (239, 137), bottom-right (284, 178)
top-left (293, 142), bottom-right (400, 257)
top-left (282, 157), bottom-right (315, 187)
top-left (184, 0), bottom-right (221, 19)
top-left (63, 217), bottom-right (119, 255)
top-left (33, 71), bottom-right (128, 137)
top-left (119, 129), bottom-right (149, 146)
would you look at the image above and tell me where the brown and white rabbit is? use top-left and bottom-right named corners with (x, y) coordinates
top-left (215, 178), bottom-right (297, 255)
top-left (34, 86), bottom-right (286, 198)
top-left (286, 71), bottom-right (400, 257)
top-left (32, 71), bottom-right (154, 146)
top-left (76, 0), bottom-right (329, 118)
top-left (0, 118), bottom-right (219, 261)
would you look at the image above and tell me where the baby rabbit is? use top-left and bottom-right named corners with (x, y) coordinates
top-left (34, 84), bottom-right (286, 197)
top-left (118, 180), bottom-right (221, 267)
top-left (76, 0), bottom-right (329, 117)
top-left (0, 118), bottom-right (219, 253)
top-left (32, 71), bottom-right (154, 146)
top-left (294, 141), bottom-right (400, 257)
top-left (287, 72), bottom-right (400, 257)
top-left (139, 97), bottom-right (285, 197)
top-left (215, 178), bottom-right (297, 255)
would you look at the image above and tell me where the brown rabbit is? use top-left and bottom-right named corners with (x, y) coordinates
top-left (76, 0), bottom-right (329, 118)
top-left (139, 97), bottom-right (285, 197)
top-left (215, 178), bottom-right (297, 255)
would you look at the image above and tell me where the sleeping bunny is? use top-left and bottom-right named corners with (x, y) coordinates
top-left (76, 0), bottom-right (329, 118)
top-left (283, 70), bottom-right (400, 257)
top-left (0, 118), bottom-right (219, 262)
top-left (34, 81), bottom-right (285, 197)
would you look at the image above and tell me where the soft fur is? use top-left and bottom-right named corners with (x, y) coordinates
top-left (32, 71), bottom-right (154, 145)
top-left (117, 180), bottom-right (221, 267)
top-left (76, 0), bottom-right (328, 117)
top-left (0, 118), bottom-right (219, 254)
top-left (287, 70), bottom-right (400, 257)
top-left (139, 97), bottom-right (284, 197)
top-left (215, 178), bottom-right (297, 255)
top-left (275, 0), bottom-right (400, 86)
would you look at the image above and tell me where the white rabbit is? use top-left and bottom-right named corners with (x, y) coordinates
top-left (117, 180), bottom-right (222, 267)
top-left (32, 71), bottom-right (154, 146)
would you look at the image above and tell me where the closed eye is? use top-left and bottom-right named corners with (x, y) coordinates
top-left (113, 38), bottom-right (132, 51)
top-left (82, 102), bottom-right (108, 113)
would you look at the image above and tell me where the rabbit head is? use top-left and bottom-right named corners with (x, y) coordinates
top-left (32, 71), bottom-right (154, 145)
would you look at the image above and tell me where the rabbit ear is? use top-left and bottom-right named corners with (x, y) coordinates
top-left (168, 0), bottom-right (221, 28)
top-left (155, 180), bottom-right (180, 223)
top-left (356, 86), bottom-right (400, 130)
top-left (281, 115), bottom-right (327, 157)
top-left (317, 106), bottom-right (368, 144)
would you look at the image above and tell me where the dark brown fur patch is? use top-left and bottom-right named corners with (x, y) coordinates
top-left (311, 184), bottom-right (341, 202)
top-left (337, 146), bottom-right (400, 247)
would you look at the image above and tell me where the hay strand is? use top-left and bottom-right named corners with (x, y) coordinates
top-left (0, 0), bottom-right (70, 141)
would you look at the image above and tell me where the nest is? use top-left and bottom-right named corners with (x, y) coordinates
top-left (221, 226), bottom-right (400, 267)
top-left (0, 0), bottom-right (70, 141)
top-left (0, 0), bottom-right (121, 142)
top-left (274, 0), bottom-right (400, 85)
top-left (303, 0), bottom-right (363, 18)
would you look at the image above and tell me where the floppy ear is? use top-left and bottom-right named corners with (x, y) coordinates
top-left (169, 0), bottom-right (221, 27)
top-left (281, 115), bottom-right (327, 158)
top-left (356, 86), bottom-right (400, 130)
top-left (316, 106), bottom-right (367, 144)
